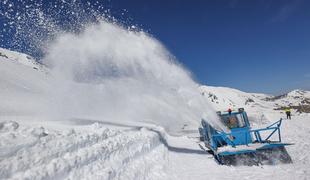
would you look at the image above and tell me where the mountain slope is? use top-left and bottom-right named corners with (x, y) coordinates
top-left (200, 85), bottom-right (310, 112)
top-left (0, 48), bottom-right (49, 115)
top-left (0, 48), bottom-right (45, 71)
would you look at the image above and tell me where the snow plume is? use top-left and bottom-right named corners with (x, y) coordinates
top-left (42, 21), bottom-right (224, 134)
top-left (0, 0), bottom-right (225, 134)
top-left (0, 0), bottom-right (115, 58)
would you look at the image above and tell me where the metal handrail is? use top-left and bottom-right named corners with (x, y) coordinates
top-left (211, 119), bottom-right (283, 147)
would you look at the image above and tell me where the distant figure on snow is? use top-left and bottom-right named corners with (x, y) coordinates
top-left (228, 108), bottom-right (232, 115)
top-left (285, 108), bottom-right (291, 120)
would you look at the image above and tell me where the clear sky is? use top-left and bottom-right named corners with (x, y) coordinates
top-left (1, 0), bottom-right (310, 94)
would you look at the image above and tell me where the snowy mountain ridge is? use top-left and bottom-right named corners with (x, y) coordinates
top-left (0, 47), bottom-right (50, 115)
top-left (0, 48), bottom-right (45, 71)
top-left (200, 85), bottom-right (310, 114)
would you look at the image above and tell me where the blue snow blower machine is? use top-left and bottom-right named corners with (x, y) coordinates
top-left (198, 108), bottom-right (292, 166)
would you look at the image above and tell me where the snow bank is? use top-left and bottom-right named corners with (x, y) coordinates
top-left (0, 121), bottom-right (169, 180)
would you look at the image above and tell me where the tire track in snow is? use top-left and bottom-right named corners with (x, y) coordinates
top-left (65, 128), bottom-right (169, 180)
top-left (0, 123), bottom-right (119, 179)
top-left (0, 123), bottom-right (169, 180)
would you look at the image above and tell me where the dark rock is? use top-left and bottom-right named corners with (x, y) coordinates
top-left (0, 52), bottom-right (9, 59)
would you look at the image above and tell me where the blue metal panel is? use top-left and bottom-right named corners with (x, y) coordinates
top-left (256, 143), bottom-right (293, 150)
top-left (230, 127), bottom-right (252, 145)
top-left (218, 149), bottom-right (257, 156)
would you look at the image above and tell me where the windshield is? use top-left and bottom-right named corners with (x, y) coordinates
top-left (220, 113), bottom-right (246, 129)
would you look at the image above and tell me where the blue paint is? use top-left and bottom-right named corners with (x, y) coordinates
top-left (199, 108), bottom-right (292, 164)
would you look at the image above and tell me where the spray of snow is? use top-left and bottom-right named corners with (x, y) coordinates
top-left (0, 0), bottom-right (226, 134)
top-left (41, 21), bottom-right (225, 134)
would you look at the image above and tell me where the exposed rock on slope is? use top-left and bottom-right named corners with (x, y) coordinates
top-left (200, 86), bottom-right (310, 114)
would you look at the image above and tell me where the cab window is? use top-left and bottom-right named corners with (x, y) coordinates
top-left (221, 113), bottom-right (246, 129)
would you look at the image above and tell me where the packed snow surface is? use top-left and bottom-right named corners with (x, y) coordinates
top-left (1, 114), bottom-right (310, 180)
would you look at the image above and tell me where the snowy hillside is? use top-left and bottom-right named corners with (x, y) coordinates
top-left (0, 48), bottom-right (50, 116)
top-left (266, 89), bottom-right (310, 112)
top-left (200, 85), bottom-right (310, 126)
top-left (199, 86), bottom-right (271, 110)
top-left (0, 44), bottom-right (310, 180)
top-left (0, 48), bottom-right (45, 71)
top-left (200, 85), bottom-right (310, 111)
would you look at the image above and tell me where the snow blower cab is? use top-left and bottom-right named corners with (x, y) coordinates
top-left (199, 108), bottom-right (292, 166)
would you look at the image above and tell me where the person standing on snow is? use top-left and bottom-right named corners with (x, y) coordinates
top-left (285, 108), bottom-right (291, 120)
top-left (228, 108), bottom-right (232, 115)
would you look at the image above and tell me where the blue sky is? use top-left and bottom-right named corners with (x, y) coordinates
top-left (107, 0), bottom-right (310, 94)
top-left (1, 0), bottom-right (310, 94)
